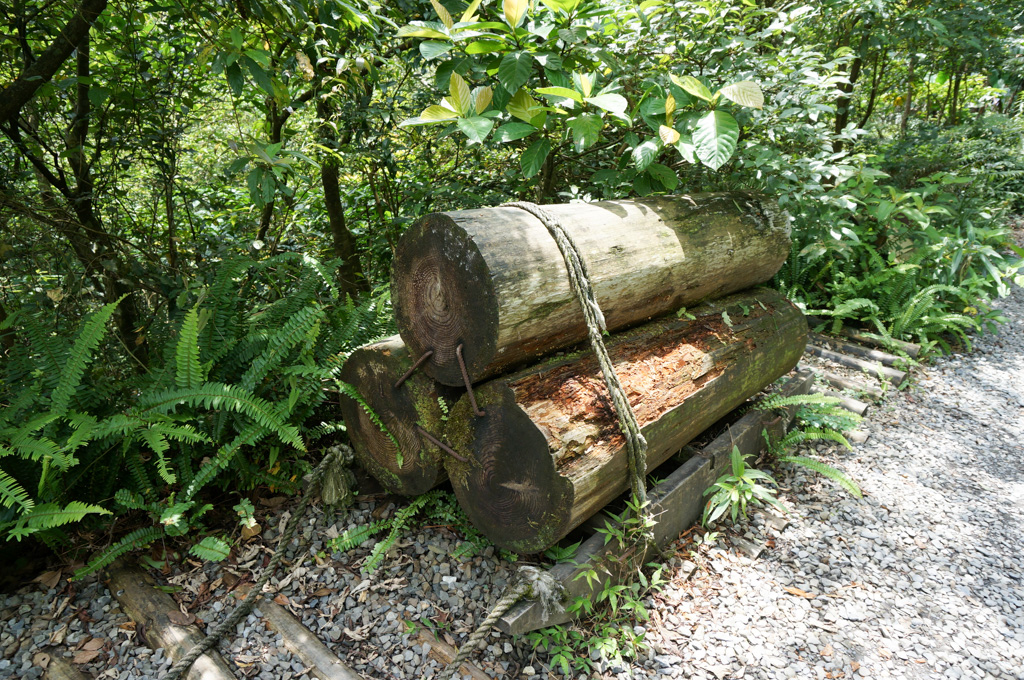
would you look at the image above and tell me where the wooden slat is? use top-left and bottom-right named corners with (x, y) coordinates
top-left (105, 565), bottom-right (236, 680)
top-left (809, 333), bottom-right (903, 367)
top-left (810, 385), bottom-right (870, 416)
top-left (805, 345), bottom-right (907, 387)
top-left (816, 370), bottom-right (883, 399)
top-left (409, 624), bottom-right (491, 680)
top-left (255, 596), bottom-right (362, 680)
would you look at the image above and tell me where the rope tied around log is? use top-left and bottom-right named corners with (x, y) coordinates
top-left (437, 566), bottom-right (565, 680)
top-left (164, 445), bottom-right (354, 680)
top-left (503, 201), bottom-right (651, 514)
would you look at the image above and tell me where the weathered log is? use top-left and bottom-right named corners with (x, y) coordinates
top-left (392, 192), bottom-right (791, 386)
top-left (807, 317), bottom-right (921, 358)
top-left (810, 385), bottom-right (870, 417)
top-left (816, 369), bottom-right (883, 399)
top-left (497, 370), bottom-right (814, 634)
top-left (810, 333), bottom-right (903, 367)
top-left (443, 289), bottom-right (808, 553)
top-left (105, 564), bottom-right (236, 680)
top-left (339, 335), bottom-right (458, 495)
top-left (39, 653), bottom-right (90, 680)
top-left (806, 344), bottom-right (907, 387)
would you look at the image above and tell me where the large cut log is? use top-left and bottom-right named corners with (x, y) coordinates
top-left (443, 289), bottom-right (807, 553)
top-left (339, 336), bottom-right (459, 495)
top-left (392, 192), bottom-right (790, 386)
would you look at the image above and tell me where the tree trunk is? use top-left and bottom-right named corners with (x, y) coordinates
top-left (392, 192), bottom-right (790, 386)
top-left (339, 335), bottom-right (460, 495)
top-left (948, 65), bottom-right (964, 126)
top-left (442, 289), bottom-right (807, 553)
top-left (833, 37), bottom-right (864, 152)
top-left (900, 54), bottom-right (915, 135)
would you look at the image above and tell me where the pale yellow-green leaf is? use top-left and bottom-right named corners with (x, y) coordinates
top-left (659, 125), bottom-right (680, 145)
top-left (461, 0), bottom-right (483, 23)
top-left (718, 80), bottom-right (764, 109)
top-left (578, 73), bottom-right (593, 98)
top-left (396, 25), bottom-right (450, 40)
top-left (449, 72), bottom-right (472, 116)
top-left (474, 85), bottom-right (493, 114)
top-left (430, 0), bottom-right (454, 28)
top-left (507, 89), bottom-right (539, 123)
top-left (421, 104), bottom-right (459, 121)
top-left (665, 92), bottom-right (676, 117)
top-left (535, 86), bottom-right (583, 103)
top-left (674, 75), bottom-right (713, 102)
top-left (503, 0), bottom-right (529, 28)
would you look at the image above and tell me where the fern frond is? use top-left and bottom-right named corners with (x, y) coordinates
top-left (239, 306), bottom-right (325, 392)
top-left (138, 428), bottom-right (176, 485)
top-left (51, 296), bottom-right (125, 415)
top-left (0, 468), bottom-right (34, 511)
top-left (182, 422), bottom-right (271, 501)
top-left (756, 393), bottom-right (843, 412)
top-left (73, 526), bottom-right (164, 579)
top-left (7, 501), bottom-right (111, 541)
top-left (336, 380), bottom-right (401, 466)
top-left (774, 427), bottom-right (852, 451)
top-left (329, 521), bottom-right (387, 553)
top-left (190, 535), bottom-right (231, 561)
top-left (175, 308), bottom-right (204, 388)
top-left (779, 455), bottom-right (862, 498)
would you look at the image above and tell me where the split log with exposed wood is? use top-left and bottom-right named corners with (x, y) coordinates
top-left (339, 336), bottom-right (460, 495)
top-left (392, 192), bottom-right (791, 386)
top-left (442, 289), bottom-right (808, 553)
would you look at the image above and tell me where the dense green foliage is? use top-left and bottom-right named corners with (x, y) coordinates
top-left (1, 0), bottom-right (1023, 558)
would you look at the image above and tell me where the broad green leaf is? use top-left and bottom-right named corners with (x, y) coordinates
top-left (692, 110), bottom-right (738, 170)
top-left (540, 0), bottom-right (581, 12)
top-left (420, 41), bottom-right (453, 60)
top-left (449, 72), bottom-right (472, 116)
top-left (507, 89), bottom-right (545, 126)
top-left (521, 138), bottom-right (551, 178)
top-left (536, 86), bottom-right (583, 103)
top-left (672, 74), bottom-right (713, 102)
top-left (567, 114), bottom-right (603, 152)
top-left (503, 0), bottom-right (529, 28)
top-left (474, 86), bottom-right (493, 114)
top-left (585, 93), bottom-right (628, 115)
top-left (225, 62), bottom-right (243, 96)
top-left (632, 139), bottom-right (659, 171)
top-left (647, 163), bottom-right (679, 190)
top-left (718, 81), bottom-right (764, 109)
top-left (458, 116), bottom-right (495, 143)
top-left (430, 0), bottom-right (454, 28)
top-left (498, 52), bottom-right (534, 93)
top-left (577, 73), bottom-right (593, 98)
top-left (461, 0), bottom-right (483, 22)
top-left (240, 56), bottom-right (274, 96)
top-left (675, 134), bottom-right (696, 163)
top-left (659, 124), bottom-right (680, 145)
top-left (399, 104), bottom-right (459, 126)
top-left (397, 23), bottom-right (450, 39)
top-left (493, 122), bottom-right (538, 142)
top-left (466, 40), bottom-right (505, 54)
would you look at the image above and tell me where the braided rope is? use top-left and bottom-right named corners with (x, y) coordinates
top-left (164, 445), bottom-right (352, 680)
top-left (503, 201), bottom-right (651, 510)
top-left (438, 566), bottom-right (564, 680)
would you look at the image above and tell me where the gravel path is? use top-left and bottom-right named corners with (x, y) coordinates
top-left (1, 281), bottom-right (1022, 680)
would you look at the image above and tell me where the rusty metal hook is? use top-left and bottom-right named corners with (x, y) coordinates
top-left (456, 343), bottom-right (485, 417)
top-left (416, 425), bottom-right (467, 462)
top-left (394, 349), bottom-right (434, 389)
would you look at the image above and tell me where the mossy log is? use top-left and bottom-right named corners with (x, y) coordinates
top-left (338, 335), bottom-right (459, 495)
top-left (443, 289), bottom-right (808, 553)
top-left (392, 192), bottom-right (791, 386)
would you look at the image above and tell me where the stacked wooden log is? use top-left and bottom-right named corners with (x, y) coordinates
top-left (339, 192), bottom-right (808, 552)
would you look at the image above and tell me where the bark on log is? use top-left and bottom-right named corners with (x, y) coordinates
top-left (806, 317), bottom-right (921, 357)
top-left (816, 370), bottom-right (883, 399)
top-left (339, 336), bottom-right (459, 495)
top-left (810, 385), bottom-right (870, 417)
top-left (443, 289), bottom-right (807, 553)
top-left (392, 192), bottom-right (791, 386)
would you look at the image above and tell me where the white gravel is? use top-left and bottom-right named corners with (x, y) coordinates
top-left (1, 280), bottom-right (1021, 680)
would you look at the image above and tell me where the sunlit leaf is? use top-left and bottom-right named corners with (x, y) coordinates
top-left (396, 23), bottom-right (450, 40)
top-left (493, 122), bottom-right (538, 142)
top-left (503, 0), bottom-right (529, 28)
top-left (498, 51), bottom-right (534, 93)
top-left (659, 124), bottom-right (680, 145)
top-left (449, 72), bottom-right (472, 116)
top-left (419, 41), bottom-right (453, 60)
top-left (474, 86), bottom-right (494, 114)
top-left (718, 80), bottom-right (764, 109)
top-left (521, 137), bottom-right (551, 178)
top-left (536, 86), bottom-right (583, 103)
top-left (672, 74), bottom-right (713, 102)
top-left (585, 93), bottom-right (628, 114)
top-left (465, 40), bottom-right (505, 54)
top-left (692, 110), bottom-right (738, 170)
top-left (632, 139), bottom-right (659, 171)
top-left (430, 0), bottom-right (454, 28)
top-left (457, 116), bottom-right (495, 143)
top-left (461, 0), bottom-right (483, 22)
top-left (567, 114), bottom-right (603, 152)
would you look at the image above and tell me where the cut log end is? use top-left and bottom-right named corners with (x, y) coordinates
top-left (446, 386), bottom-right (574, 553)
top-left (339, 337), bottom-right (451, 495)
top-left (391, 213), bottom-right (499, 386)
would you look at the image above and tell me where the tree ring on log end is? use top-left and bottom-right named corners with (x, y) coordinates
top-left (339, 340), bottom-right (446, 495)
top-left (392, 213), bottom-right (499, 386)
top-left (446, 386), bottom-right (573, 553)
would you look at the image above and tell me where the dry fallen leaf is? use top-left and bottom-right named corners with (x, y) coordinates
top-left (118, 622), bottom-right (137, 631)
top-left (784, 586), bottom-right (817, 599)
top-left (34, 570), bottom-right (62, 590)
top-left (878, 647), bottom-right (892, 659)
top-left (82, 638), bottom-right (105, 651)
top-left (32, 652), bottom-right (51, 669)
top-left (167, 610), bottom-right (196, 626)
top-left (312, 588), bottom-right (335, 597)
top-left (344, 627), bottom-right (365, 641)
top-left (273, 594), bottom-right (290, 606)
top-left (241, 524), bottom-right (261, 541)
top-left (820, 643), bottom-right (833, 658)
top-left (72, 650), bottom-right (101, 664)
top-left (851, 661), bottom-right (861, 672)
